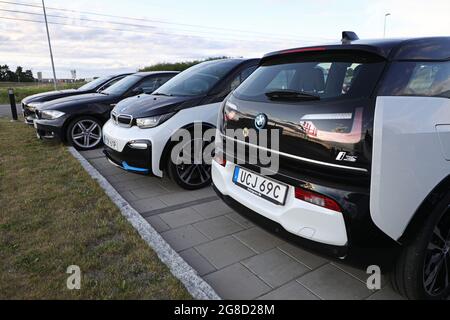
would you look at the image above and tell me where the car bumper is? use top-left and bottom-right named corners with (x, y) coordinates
top-left (102, 120), bottom-right (170, 177)
top-left (212, 161), bottom-right (349, 248)
top-left (34, 116), bottom-right (67, 140)
top-left (103, 142), bottom-right (152, 175)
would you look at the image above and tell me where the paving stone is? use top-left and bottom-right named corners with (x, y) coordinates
top-left (130, 185), bottom-right (168, 199)
top-left (80, 149), bottom-right (104, 159)
top-left (196, 236), bottom-right (256, 269)
top-left (278, 242), bottom-right (328, 270)
top-left (129, 197), bottom-right (166, 212)
top-left (162, 225), bottom-right (209, 252)
top-left (297, 264), bottom-right (373, 300)
top-left (204, 263), bottom-right (271, 300)
top-left (160, 207), bottom-right (204, 228)
top-left (367, 286), bottom-right (405, 300)
top-left (159, 191), bottom-right (204, 206)
top-left (179, 248), bottom-right (216, 276)
top-left (242, 248), bottom-right (309, 287)
top-left (258, 281), bottom-right (320, 300)
top-left (234, 227), bottom-right (284, 253)
top-left (192, 200), bottom-right (233, 219)
top-left (226, 212), bottom-right (255, 229)
top-left (108, 173), bottom-right (144, 183)
top-left (120, 190), bottom-right (139, 202)
top-left (145, 215), bottom-right (171, 233)
top-left (331, 262), bottom-right (387, 287)
top-left (193, 216), bottom-right (243, 240)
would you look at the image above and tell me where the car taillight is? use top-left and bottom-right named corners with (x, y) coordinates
top-left (295, 187), bottom-right (342, 212)
top-left (213, 154), bottom-right (226, 167)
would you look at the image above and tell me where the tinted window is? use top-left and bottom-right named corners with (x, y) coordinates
top-left (379, 61), bottom-right (450, 98)
top-left (78, 76), bottom-right (111, 91)
top-left (102, 75), bottom-right (141, 96)
top-left (230, 65), bottom-right (258, 91)
top-left (154, 60), bottom-right (241, 97)
top-left (234, 52), bottom-right (385, 103)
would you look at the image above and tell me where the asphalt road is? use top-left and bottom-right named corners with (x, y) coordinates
top-left (0, 104), bottom-right (21, 119)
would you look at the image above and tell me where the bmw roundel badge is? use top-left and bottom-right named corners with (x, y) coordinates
top-left (254, 113), bottom-right (267, 130)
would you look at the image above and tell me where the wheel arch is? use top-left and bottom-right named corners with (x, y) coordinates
top-left (158, 121), bottom-right (216, 171)
top-left (398, 174), bottom-right (450, 245)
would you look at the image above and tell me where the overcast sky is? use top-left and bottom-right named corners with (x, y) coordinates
top-left (1, 0), bottom-right (449, 79)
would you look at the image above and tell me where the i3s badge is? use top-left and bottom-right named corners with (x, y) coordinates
top-left (255, 113), bottom-right (267, 130)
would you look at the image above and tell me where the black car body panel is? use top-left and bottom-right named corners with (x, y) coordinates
top-left (33, 71), bottom-right (178, 141)
top-left (22, 73), bottom-right (130, 124)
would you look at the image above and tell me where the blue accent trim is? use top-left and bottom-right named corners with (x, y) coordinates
top-left (233, 167), bottom-right (240, 183)
top-left (122, 161), bottom-right (149, 173)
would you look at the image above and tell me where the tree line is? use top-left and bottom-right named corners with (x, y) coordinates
top-left (139, 57), bottom-right (230, 72)
top-left (0, 65), bottom-right (35, 82)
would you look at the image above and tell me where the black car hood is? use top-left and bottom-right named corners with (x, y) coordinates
top-left (39, 93), bottom-right (116, 111)
top-left (22, 89), bottom-right (80, 104)
top-left (113, 94), bottom-right (203, 118)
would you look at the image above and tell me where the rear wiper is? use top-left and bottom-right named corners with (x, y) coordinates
top-left (265, 90), bottom-right (320, 101)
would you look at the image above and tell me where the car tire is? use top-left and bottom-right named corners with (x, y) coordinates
top-left (166, 131), bottom-right (214, 190)
top-left (390, 192), bottom-right (450, 300)
top-left (66, 116), bottom-right (103, 151)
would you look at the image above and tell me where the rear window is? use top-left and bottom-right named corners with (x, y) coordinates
top-left (233, 52), bottom-right (386, 103)
top-left (379, 61), bottom-right (450, 98)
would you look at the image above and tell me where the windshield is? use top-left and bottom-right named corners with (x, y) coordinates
top-left (78, 76), bottom-right (110, 91)
top-left (153, 60), bottom-right (241, 97)
top-left (102, 75), bottom-right (140, 95)
top-left (234, 52), bottom-right (385, 103)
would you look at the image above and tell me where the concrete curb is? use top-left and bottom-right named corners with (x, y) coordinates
top-left (68, 147), bottom-right (221, 300)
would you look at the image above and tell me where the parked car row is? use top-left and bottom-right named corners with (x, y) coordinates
top-left (22, 32), bottom-right (450, 300)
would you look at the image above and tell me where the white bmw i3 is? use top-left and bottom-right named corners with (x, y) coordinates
top-left (102, 58), bottom-right (259, 189)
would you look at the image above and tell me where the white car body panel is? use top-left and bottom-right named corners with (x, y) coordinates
top-left (370, 96), bottom-right (450, 241)
top-left (102, 102), bottom-right (220, 177)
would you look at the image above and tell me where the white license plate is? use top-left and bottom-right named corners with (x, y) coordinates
top-left (232, 167), bottom-right (288, 205)
top-left (104, 134), bottom-right (119, 151)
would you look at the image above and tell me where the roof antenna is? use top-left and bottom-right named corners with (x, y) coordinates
top-left (341, 31), bottom-right (359, 44)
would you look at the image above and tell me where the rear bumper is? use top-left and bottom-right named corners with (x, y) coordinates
top-left (212, 161), bottom-right (349, 247)
top-left (212, 183), bottom-right (348, 258)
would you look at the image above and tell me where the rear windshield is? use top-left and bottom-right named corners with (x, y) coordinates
top-left (234, 52), bottom-right (386, 103)
top-left (379, 61), bottom-right (450, 98)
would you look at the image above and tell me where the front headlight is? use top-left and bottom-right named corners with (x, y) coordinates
top-left (136, 112), bottom-right (175, 129)
top-left (40, 110), bottom-right (65, 120)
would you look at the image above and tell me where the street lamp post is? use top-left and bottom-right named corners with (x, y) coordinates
top-left (384, 13), bottom-right (391, 38)
top-left (42, 0), bottom-right (57, 90)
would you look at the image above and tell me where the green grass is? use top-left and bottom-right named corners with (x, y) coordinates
top-left (0, 118), bottom-right (191, 299)
top-left (0, 83), bottom-right (85, 104)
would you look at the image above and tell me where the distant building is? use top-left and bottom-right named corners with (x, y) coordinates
top-left (37, 72), bottom-right (43, 82)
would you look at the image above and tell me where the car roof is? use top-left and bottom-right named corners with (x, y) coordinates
top-left (263, 36), bottom-right (450, 62)
top-left (133, 71), bottom-right (180, 77)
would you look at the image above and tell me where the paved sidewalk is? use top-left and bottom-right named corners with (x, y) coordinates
top-left (80, 148), bottom-right (404, 300)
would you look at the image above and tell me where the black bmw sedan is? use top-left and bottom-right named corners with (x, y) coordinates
top-left (22, 73), bottom-right (130, 125)
top-left (34, 71), bottom-right (178, 150)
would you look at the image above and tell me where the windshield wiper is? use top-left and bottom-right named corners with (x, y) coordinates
top-left (153, 92), bottom-right (173, 97)
top-left (265, 90), bottom-right (320, 101)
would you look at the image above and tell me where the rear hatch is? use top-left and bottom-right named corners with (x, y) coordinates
top-left (221, 50), bottom-right (386, 188)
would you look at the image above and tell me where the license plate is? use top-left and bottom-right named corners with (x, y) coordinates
top-left (104, 134), bottom-right (119, 151)
top-left (232, 167), bottom-right (288, 205)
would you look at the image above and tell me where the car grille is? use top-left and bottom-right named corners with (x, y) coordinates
top-left (111, 111), bottom-right (133, 127)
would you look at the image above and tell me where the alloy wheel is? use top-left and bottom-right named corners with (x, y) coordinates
top-left (71, 119), bottom-right (102, 149)
top-left (175, 138), bottom-right (212, 188)
top-left (423, 206), bottom-right (450, 297)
